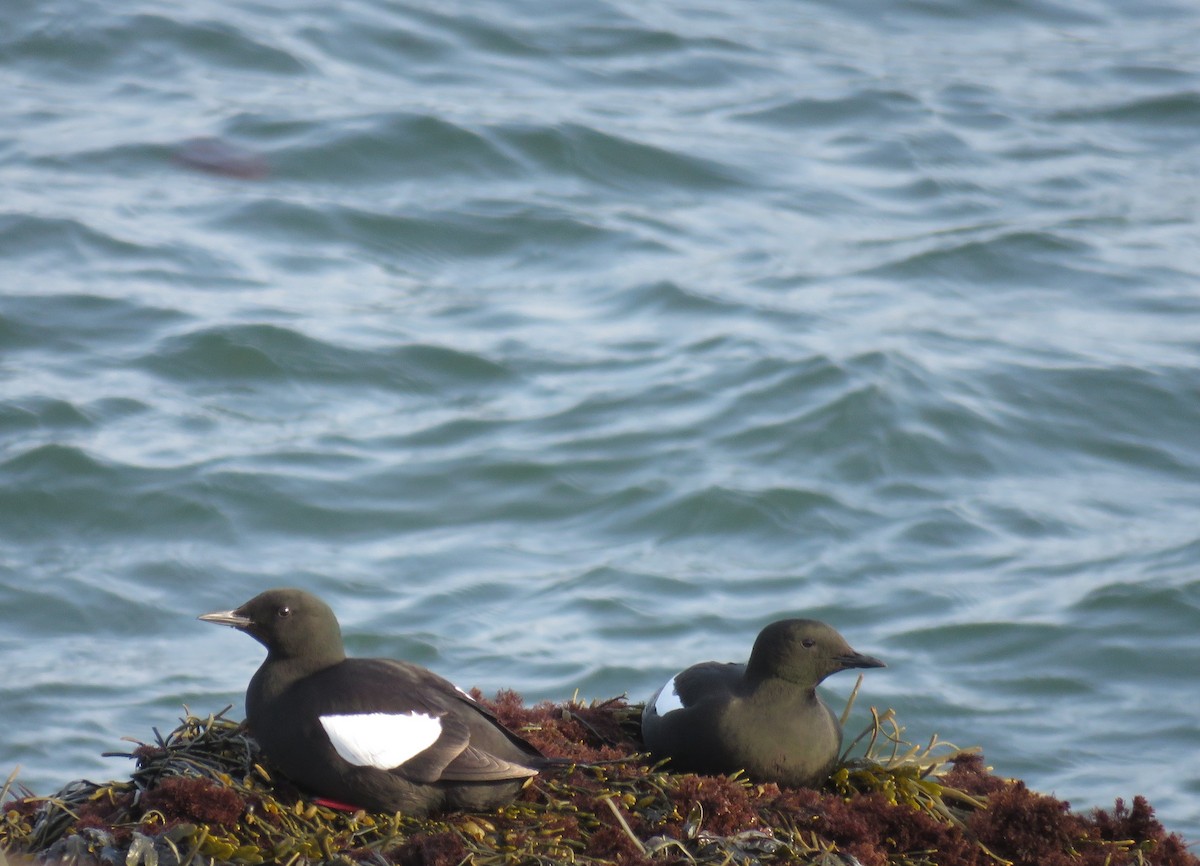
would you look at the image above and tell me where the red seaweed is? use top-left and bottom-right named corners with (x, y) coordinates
top-left (2, 698), bottom-right (1195, 866)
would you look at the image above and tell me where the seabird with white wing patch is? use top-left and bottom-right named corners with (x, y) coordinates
top-left (200, 588), bottom-right (548, 816)
top-left (641, 619), bottom-right (884, 788)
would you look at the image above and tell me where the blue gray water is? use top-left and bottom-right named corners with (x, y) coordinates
top-left (3, 0), bottom-right (1199, 843)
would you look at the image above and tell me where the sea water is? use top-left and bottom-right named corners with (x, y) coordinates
top-left (2, 0), bottom-right (1198, 841)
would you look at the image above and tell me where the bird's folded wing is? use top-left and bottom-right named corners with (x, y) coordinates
top-left (387, 714), bottom-right (471, 783)
top-left (672, 661), bottom-right (745, 707)
top-left (320, 711), bottom-right (446, 771)
top-left (436, 745), bottom-right (540, 782)
top-left (392, 716), bottom-right (538, 784)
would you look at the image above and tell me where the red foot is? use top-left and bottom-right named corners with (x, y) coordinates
top-left (313, 797), bottom-right (364, 812)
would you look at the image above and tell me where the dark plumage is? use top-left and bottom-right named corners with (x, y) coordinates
top-left (641, 619), bottom-right (885, 787)
top-left (199, 588), bottom-right (545, 816)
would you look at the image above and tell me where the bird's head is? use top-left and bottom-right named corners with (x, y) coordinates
top-left (746, 619), bottom-right (884, 688)
top-left (200, 587), bottom-right (346, 664)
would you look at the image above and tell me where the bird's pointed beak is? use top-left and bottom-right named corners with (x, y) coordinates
top-left (198, 608), bottom-right (252, 629)
top-left (836, 651), bottom-right (886, 670)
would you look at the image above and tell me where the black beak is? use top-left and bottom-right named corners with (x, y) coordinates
top-left (836, 651), bottom-right (886, 670)
top-left (198, 608), bottom-right (252, 629)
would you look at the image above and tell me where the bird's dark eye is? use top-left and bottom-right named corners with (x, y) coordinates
top-left (277, 606), bottom-right (292, 618)
top-left (801, 638), bottom-right (815, 648)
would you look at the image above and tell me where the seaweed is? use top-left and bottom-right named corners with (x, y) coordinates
top-left (2, 697), bottom-right (1195, 866)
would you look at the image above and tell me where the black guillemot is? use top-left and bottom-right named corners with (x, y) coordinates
top-left (641, 619), bottom-right (884, 787)
top-left (200, 588), bottom-right (549, 816)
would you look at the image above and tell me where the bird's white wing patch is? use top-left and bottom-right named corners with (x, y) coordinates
top-left (320, 712), bottom-right (443, 770)
top-left (653, 674), bottom-right (684, 716)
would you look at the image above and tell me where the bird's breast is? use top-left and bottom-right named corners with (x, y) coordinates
top-left (717, 691), bottom-right (842, 784)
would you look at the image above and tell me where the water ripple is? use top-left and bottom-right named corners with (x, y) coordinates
top-left (3, 0), bottom-right (1200, 840)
